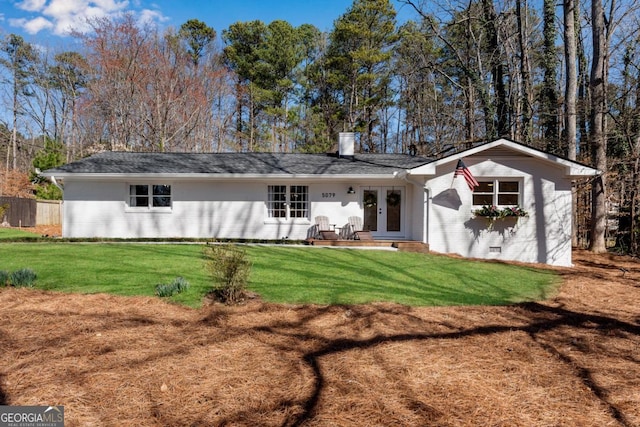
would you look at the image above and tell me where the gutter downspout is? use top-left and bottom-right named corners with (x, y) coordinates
top-left (50, 176), bottom-right (64, 192)
top-left (37, 168), bottom-right (64, 192)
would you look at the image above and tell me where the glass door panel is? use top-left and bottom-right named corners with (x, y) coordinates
top-left (361, 187), bottom-right (404, 237)
top-left (363, 189), bottom-right (378, 231)
top-left (386, 189), bottom-right (401, 232)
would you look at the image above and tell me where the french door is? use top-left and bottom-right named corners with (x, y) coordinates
top-left (362, 186), bottom-right (404, 238)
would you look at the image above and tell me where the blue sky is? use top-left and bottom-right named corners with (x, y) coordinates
top-left (0, 0), bottom-right (414, 46)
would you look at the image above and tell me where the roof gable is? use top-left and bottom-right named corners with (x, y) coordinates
top-left (408, 138), bottom-right (599, 179)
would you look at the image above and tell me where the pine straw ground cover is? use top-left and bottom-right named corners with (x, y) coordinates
top-left (0, 250), bottom-right (638, 426)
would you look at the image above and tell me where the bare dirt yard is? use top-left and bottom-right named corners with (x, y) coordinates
top-left (1, 247), bottom-right (638, 427)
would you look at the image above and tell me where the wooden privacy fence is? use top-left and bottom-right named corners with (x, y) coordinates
top-left (36, 200), bottom-right (62, 225)
top-left (0, 197), bottom-right (37, 227)
top-left (0, 197), bottom-right (62, 227)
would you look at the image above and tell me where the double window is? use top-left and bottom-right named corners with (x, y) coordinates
top-left (473, 180), bottom-right (520, 206)
top-left (267, 185), bottom-right (308, 219)
top-left (129, 184), bottom-right (172, 208)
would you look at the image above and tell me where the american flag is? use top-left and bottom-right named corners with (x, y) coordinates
top-left (454, 159), bottom-right (479, 191)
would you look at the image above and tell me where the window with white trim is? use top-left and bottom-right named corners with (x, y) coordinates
top-left (289, 185), bottom-right (308, 218)
top-left (267, 185), bottom-right (309, 219)
top-left (472, 180), bottom-right (520, 206)
top-left (129, 184), bottom-right (172, 208)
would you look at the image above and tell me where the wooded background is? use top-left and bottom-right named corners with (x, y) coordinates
top-left (1, 0), bottom-right (638, 254)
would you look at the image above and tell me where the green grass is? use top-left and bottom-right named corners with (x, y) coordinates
top-left (0, 242), bottom-right (560, 307)
top-left (0, 243), bottom-right (209, 306)
top-left (0, 227), bottom-right (43, 240)
top-left (246, 246), bottom-right (560, 306)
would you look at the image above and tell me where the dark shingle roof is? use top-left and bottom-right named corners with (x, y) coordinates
top-left (44, 152), bottom-right (433, 176)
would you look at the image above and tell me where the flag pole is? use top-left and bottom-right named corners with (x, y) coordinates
top-left (451, 159), bottom-right (462, 188)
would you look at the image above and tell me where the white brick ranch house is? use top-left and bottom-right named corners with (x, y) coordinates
top-left (42, 135), bottom-right (599, 266)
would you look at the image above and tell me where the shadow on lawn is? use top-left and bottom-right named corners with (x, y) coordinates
top-left (272, 302), bottom-right (639, 427)
top-left (0, 374), bottom-right (6, 405)
top-left (2, 286), bottom-right (637, 426)
top-left (181, 298), bottom-right (640, 426)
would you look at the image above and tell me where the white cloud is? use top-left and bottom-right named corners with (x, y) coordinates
top-left (15, 0), bottom-right (48, 12)
top-left (9, 0), bottom-right (167, 36)
top-left (41, 0), bottom-right (130, 35)
top-left (22, 16), bottom-right (55, 34)
top-left (139, 8), bottom-right (167, 26)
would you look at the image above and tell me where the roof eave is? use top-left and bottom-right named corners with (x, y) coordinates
top-left (42, 172), bottom-right (398, 180)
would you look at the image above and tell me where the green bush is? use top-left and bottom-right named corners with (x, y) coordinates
top-left (0, 270), bottom-right (9, 287)
top-left (172, 276), bottom-right (189, 293)
top-left (203, 244), bottom-right (251, 304)
top-left (155, 283), bottom-right (174, 297)
top-left (10, 268), bottom-right (37, 287)
top-left (155, 276), bottom-right (190, 297)
top-left (0, 204), bottom-right (8, 222)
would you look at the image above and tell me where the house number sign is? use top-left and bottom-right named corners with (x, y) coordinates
top-left (321, 192), bottom-right (336, 198)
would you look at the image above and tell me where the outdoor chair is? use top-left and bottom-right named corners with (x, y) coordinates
top-left (315, 215), bottom-right (339, 240)
top-left (347, 216), bottom-right (373, 240)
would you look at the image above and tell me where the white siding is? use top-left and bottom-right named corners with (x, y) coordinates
top-left (62, 178), bottom-right (405, 240)
top-left (425, 156), bottom-right (573, 266)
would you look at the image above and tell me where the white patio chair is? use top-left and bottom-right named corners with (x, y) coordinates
top-left (347, 216), bottom-right (373, 240)
top-left (315, 215), bottom-right (338, 240)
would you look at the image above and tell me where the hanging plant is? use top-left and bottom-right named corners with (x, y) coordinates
top-left (363, 193), bottom-right (377, 208)
top-left (386, 192), bottom-right (401, 207)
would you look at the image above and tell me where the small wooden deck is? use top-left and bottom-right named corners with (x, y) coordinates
top-left (307, 239), bottom-right (429, 253)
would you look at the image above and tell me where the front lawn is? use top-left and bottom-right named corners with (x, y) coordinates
top-left (247, 246), bottom-right (559, 306)
top-left (0, 242), bottom-right (560, 307)
top-left (0, 227), bottom-right (43, 240)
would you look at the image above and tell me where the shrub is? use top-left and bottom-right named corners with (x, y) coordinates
top-left (155, 283), bottom-right (175, 297)
top-left (0, 270), bottom-right (9, 287)
top-left (155, 276), bottom-right (190, 297)
top-left (172, 276), bottom-right (190, 293)
top-left (203, 244), bottom-right (251, 304)
top-left (0, 204), bottom-right (9, 222)
top-left (10, 268), bottom-right (37, 287)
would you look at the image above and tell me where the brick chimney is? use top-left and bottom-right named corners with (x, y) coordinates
top-left (338, 132), bottom-right (355, 158)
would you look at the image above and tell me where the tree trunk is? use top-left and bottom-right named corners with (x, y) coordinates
top-left (541, 0), bottom-right (559, 151)
top-left (631, 154), bottom-right (639, 254)
top-left (564, 0), bottom-right (578, 246)
top-left (589, 0), bottom-right (608, 253)
top-left (576, 6), bottom-right (591, 156)
top-left (12, 74), bottom-right (18, 170)
top-left (481, 0), bottom-right (508, 137)
top-left (564, 0), bottom-right (577, 160)
top-left (516, 0), bottom-right (533, 145)
top-left (465, 78), bottom-right (475, 144)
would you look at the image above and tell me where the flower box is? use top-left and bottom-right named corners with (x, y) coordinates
top-left (472, 205), bottom-right (528, 229)
top-left (473, 205), bottom-right (528, 219)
